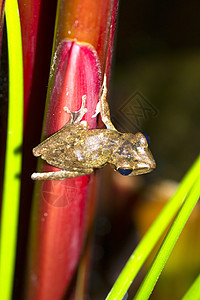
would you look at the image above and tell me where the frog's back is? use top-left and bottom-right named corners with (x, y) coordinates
top-left (38, 128), bottom-right (119, 170)
top-left (33, 123), bottom-right (87, 157)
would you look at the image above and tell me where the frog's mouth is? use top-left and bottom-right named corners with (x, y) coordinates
top-left (132, 154), bottom-right (156, 175)
top-left (131, 161), bottom-right (155, 175)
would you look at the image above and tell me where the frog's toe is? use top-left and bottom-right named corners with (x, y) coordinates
top-left (63, 105), bottom-right (71, 113)
top-left (80, 120), bottom-right (89, 129)
top-left (81, 95), bottom-right (87, 109)
top-left (92, 101), bottom-right (100, 118)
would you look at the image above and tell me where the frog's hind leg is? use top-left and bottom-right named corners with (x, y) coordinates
top-left (31, 168), bottom-right (94, 180)
top-left (63, 95), bottom-right (87, 124)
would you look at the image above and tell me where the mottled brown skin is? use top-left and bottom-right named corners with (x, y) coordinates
top-left (31, 76), bottom-right (156, 180)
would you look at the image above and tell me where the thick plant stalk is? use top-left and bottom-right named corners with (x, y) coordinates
top-left (18, 0), bottom-right (41, 125)
top-left (74, 173), bottom-right (98, 300)
top-left (25, 1), bottom-right (119, 299)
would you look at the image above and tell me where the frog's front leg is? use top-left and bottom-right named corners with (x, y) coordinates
top-left (93, 74), bottom-right (117, 131)
top-left (64, 95), bottom-right (87, 124)
top-left (31, 167), bottom-right (94, 180)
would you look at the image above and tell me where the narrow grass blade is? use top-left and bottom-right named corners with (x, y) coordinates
top-left (182, 274), bottom-right (200, 300)
top-left (106, 155), bottom-right (200, 300)
top-left (134, 173), bottom-right (200, 300)
top-left (0, 0), bottom-right (23, 299)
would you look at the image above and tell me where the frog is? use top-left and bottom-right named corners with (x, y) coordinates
top-left (31, 75), bottom-right (156, 180)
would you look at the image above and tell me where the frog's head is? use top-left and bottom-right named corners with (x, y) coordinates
top-left (109, 132), bottom-right (156, 176)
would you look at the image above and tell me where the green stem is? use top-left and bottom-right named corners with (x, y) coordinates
top-left (0, 0), bottom-right (23, 299)
top-left (106, 155), bottom-right (200, 300)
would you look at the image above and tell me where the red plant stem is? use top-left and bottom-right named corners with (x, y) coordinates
top-left (53, 0), bottom-right (115, 71)
top-left (25, 1), bottom-right (119, 299)
top-left (105, 0), bottom-right (119, 81)
top-left (74, 172), bottom-right (99, 300)
top-left (18, 0), bottom-right (41, 126)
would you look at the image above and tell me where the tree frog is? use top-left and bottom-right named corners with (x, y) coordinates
top-left (31, 76), bottom-right (156, 180)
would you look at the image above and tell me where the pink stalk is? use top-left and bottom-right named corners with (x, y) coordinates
top-left (18, 0), bottom-right (41, 126)
top-left (25, 1), bottom-right (119, 299)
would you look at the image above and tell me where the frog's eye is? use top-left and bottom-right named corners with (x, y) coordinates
top-left (118, 168), bottom-right (133, 176)
top-left (142, 133), bottom-right (150, 146)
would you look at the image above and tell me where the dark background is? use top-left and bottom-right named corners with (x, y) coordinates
top-left (111, 0), bottom-right (200, 180)
top-left (89, 1), bottom-right (200, 299)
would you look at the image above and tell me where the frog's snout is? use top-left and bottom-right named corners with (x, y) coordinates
top-left (133, 148), bottom-right (156, 175)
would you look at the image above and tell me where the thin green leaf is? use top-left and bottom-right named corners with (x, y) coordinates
top-left (182, 274), bottom-right (200, 300)
top-left (0, 0), bottom-right (23, 299)
top-left (134, 173), bottom-right (200, 300)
